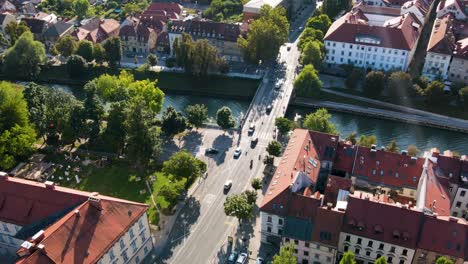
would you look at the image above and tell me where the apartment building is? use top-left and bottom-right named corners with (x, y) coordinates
top-left (120, 16), bottom-right (157, 56)
top-left (0, 174), bottom-right (153, 264)
top-left (260, 129), bottom-right (468, 263)
top-left (436, 0), bottom-right (467, 20)
top-left (324, 6), bottom-right (423, 71)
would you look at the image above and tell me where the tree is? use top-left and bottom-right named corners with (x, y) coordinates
top-left (162, 150), bottom-right (206, 185)
top-left (345, 68), bottom-right (362, 90)
top-left (224, 193), bottom-right (254, 221)
top-left (146, 53), bottom-right (158, 67)
top-left (66, 55), bottom-right (87, 78)
top-left (425, 81), bottom-right (446, 105)
top-left (161, 106), bottom-right (187, 136)
top-left (103, 36), bottom-right (122, 66)
top-left (54, 35), bottom-right (77, 57)
top-left (61, 104), bottom-right (86, 146)
top-left (237, 5), bottom-right (289, 63)
top-left (275, 117), bottom-right (293, 135)
top-left (459, 86), bottom-right (468, 109)
top-left (83, 88), bottom-right (104, 142)
top-left (243, 190), bottom-right (258, 204)
top-left (388, 71), bottom-right (413, 98)
top-left (23, 83), bottom-right (48, 139)
top-left (186, 104), bottom-right (208, 129)
top-left (251, 178), bottom-right (262, 190)
top-left (364, 71), bottom-right (385, 97)
top-left (267, 140), bottom-right (282, 156)
top-left (124, 98), bottom-right (162, 167)
top-left (294, 64), bottom-right (322, 98)
top-left (3, 31), bottom-right (46, 79)
top-left (436, 256), bottom-right (454, 264)
top-left (0, 82), bottom-right (36, 169)
top-left (44, 88), bottom-right (79, 143)
top-left (374, 256), bottom-right (387, 264)
top-left (216, 106), bottom-right (235, 131)
top-left (93, 43), bottom-right (106, 64)
top-left (301, 41), bottom-right (323, 69)
top-left (103, 102), bottom-right (126, 153)
top-left (76, 40), bottom-right (94, 62)
top-left (386, 140), bottom-right (399, 153)
top-left (303, 108), bottom-right (338, 135)
top-left (358, 135), bottom-right (377, 147)
top-left (339, 252), bottom-right (356, 264)
top-left (298, 28), bottom-right (324, 50)
top-left (345, 132), bottom-right (357, 145)
top-left (305, 14), bottom-right (331, 33)
top-left (73, 0), bottom-right (90, 18)
top-left (407, 144), bottom-right (420, 157)
top-left (272, 243), bottom-right (296, 264)
top-left (5, 21), bottom-right (30, 46)
top-left (323, 0), bottom-right (352, 19)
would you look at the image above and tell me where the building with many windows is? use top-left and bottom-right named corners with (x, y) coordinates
top-left (324, 6), bottom-right (423, 71)
top-left (0, 174), bottom-right (153, 264)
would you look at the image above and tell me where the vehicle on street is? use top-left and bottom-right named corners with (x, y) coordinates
top-left (256, 257), bottom-right (265, 264)
top-left (275, 79), bottom-right (283, 90)
top-left (266, 105), bottom-right (273, 114)
top-left (227, 251), bottom-right (238, 263)
top-left (236, 253), bottom-right (248, 264)
top-left (248, 123), bottom-right (255, 135)
top-left (224, 180), bottom-right (233, 191)
top-left (205, 148), bottom-right (219, 154)
top-left (298, 26), bottom-right (303, 31)
top-left (234, 147), bottom-right (242, 158)
top-left (250, 137), bottom-right (259, 148)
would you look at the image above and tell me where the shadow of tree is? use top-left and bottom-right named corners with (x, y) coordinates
top-left (158, 138), bottom-right (181, 162)
top-left (181, 131), bottom-right (203, 155)
top-left (212, 134), bottom-right (233, 165)
top-left (158, 196), bottom-right (201, 262)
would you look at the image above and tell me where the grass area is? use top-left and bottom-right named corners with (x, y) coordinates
top-left (37, 65), bottom-right (260, 99)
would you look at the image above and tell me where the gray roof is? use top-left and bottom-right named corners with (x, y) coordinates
top-left (43, 21), bottom-right (74, 37)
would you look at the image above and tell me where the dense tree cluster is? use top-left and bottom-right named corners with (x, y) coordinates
top-left (223, 190), bottom-right (257, 221)
top-left (272, 244), bottom-right (297, 264)
top-left (293, 64), bottom-right (322, 98)
top-left (322, 0), bottom-right (352, 19)
top-left (203, 0), bottom-right (245, 22)
top-left (303, 108), bottom-right (338, 135)
top-left (238, 6), bottom-right (289, 63)
top-left (173, 33), bottom-right (227, 76)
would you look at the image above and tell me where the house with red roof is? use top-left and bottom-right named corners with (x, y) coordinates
top-left (436, 0), bottom-right (467, 20)
top-left (0, 174), bottom-right (153, 264)
top-left (323, 4), bottom-right (423, 72)
top-left (120, 16), bottom-right (157, 56)
top-left (73, 18), bottom-right (120, 44)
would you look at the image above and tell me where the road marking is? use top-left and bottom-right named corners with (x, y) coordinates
top-left (224, 221), bottom-right (235, 226)
top-left (203, 193), bottom-right (216, 205)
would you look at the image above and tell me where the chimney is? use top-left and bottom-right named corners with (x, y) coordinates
top-left (31, 230), bottom-right (45, 243)
top-left (0, 171), bottom-right (7, 180)
top-left (370, 149), bottom-right (377, 155)
top-left (74, 210), bottom-right (80, 217)
top-left (401, 150), bottom-right (408, 156)
top-left (410, 156), bottom-right (417, 164)
top-left (88, 196), bottom-right (102, 210)
top-left (371, 144), bottom-right (377, 150)
top-left (44, 181), bottom-right (55, 189)
top-left (431, 148), bottom-right (440, 157)
top-left (326, 203), bottom-right (333, 209)
top-left (380, 146), bottom-right (386, 151)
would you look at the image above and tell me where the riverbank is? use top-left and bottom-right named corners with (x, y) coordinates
top-left (3, 65), bottom-right (261, 101)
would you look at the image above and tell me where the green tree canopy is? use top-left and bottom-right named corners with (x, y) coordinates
top-left (364, 71), bottom-right (385, 97)
top-left (386, 140), bottom-right (399, 153)
top-left (162, 150), bottom-right (206, 185)
top-left (251, 178), bottom-right (262, 190)
top-left (266, 140), bottom-right (282, 157)
top-left (407, 144), bottom-right (420, 157)
top-left (216, 106), bottom-right (235, 130)
top-left (161, 106), bottom-right (187, 136)
top-left (298, 28), bottom-right (324, 50)
top-left (54, 35), bottom-right (77, 57)
top-left (272, 243), bottom-right (296, 264)
top-left (147, 53), bottom-right (158, 67)
top-left (339, 252), bottom-right (356, 264)
top-left (358, 134), bottom-right (377, 147)
top-left (23, 83), bottom-right (48, 139)
top-left (237, 5), bottom-right (289, 63)
top-left (323, 0), bottom-right (352, 19)
top-left (425, 81), bottom-right (446, 105)
top-left (102, 102), bottom-right (126, 153)
top-left (93, 43), bottom-right (106, 64)
top-left (66, 55), bottom-right (88, 78)
top-left (224, 193), bottom-right (254, 221)
top-left (73, 0), bottom-right (90, 18)
top-left (301, 41), bottom-right (323, 69)
top-left (186, 104), bottom-right (208, 129)
top-left (294, 64), bottom-right (322, 98)
top-left (5, 21), bottom-right (30, 46)
top-left (436, 256), bottom-right (454, 264)
top-left (76, 40), bottom-right (94, 62)
top-left (374, 256), bottom-right (387, 264)
top-left (303, 108), bottom-right (338, 135)
top-left (305, 14), bottom-right (331, 33)
top-left (388, 71), bottom-right (413, 98)
top-left (459, 86), bottom-right (468, 109)
top-left (103, 36), bottom-right (122, 66)
top-left (275, 117), bottom-right (293, 135)
top-left (3, 31), bottom-right (46, 79)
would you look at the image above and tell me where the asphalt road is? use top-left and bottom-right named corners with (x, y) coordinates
top-left (156, 7), bottom-right (313, 264)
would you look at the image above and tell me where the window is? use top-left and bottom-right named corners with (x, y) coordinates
top-left (453, 212), bottom-right (459, 217)
top-left (327, 256), bottom-right (332, 262)
top-left (285, 238), bottom-right (290, 243)
top-left (278, 229), bottom-right (283, 235)
top-left (344, 245), bottom-right (349, 251)
top-left (122, 250), bottom-right (129, 262)
top-left (304, 251), bottom-right (309, 256)
top-left (136, 256), bottom-right (141, 264)
top-left (461, 190), bottom-right (466, 197)
top-left (138, 219), bottom-right (144, 230)
top-left (131, 240), bottom-right (137, 253)
top-left (357, 238), bottom-right (362, 245)
top-left (141, 230), bottom-right (147, 241)
top-left (316, 244), bottom-right (320, 249)
top-left (355, 248), bottom-right (360, 255)
top-left (305, 242), bottom-right (310, 247)
top-left (2, 224), bottom-right (8, 232)
top-left (368, 241), bottom-right (373, 247)
top-left (366, 251), bottom-right (371, 256)
top-left (388, 257), bottom-right (393, 263)
top-left (315, 253), bottom-right (319, 259)
top-left (399, 260), bottom-right (404, 264)
top-left (379, 243), bottom-right (384, 250)
top-left (267, 216), bottom-right (272, 223)
top-left (267, 226), bottom-right (272, 232)
top-left (456, 201), bottom-right (462, 208)
top-left (144, 246), bottom-right (148, 255)
top-left (402, 249), bottom-right (408, 256)
top-left (345, 235), bottom-right (350, 242)
top-left (130, 228), bottom-right (135, 239)
top-left (390, 246), bottom-right (396, 253)
top-left (294, 249), bottom-right (298, 254)
top-left (278, 218), bottom-right (283, 225)
top-left (119, 239), bottom-right (125, 250)
top-left (109, 249), bottom-right (115, 260)
top-left (302, 260), bottom-right (308, 264)
top-left (294, 240), bottom-right (299, 245)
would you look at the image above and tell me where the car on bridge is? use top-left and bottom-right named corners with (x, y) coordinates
top-left (233, 147), bottom-right (242, 158)
top-left (266, 105), bottom-right (273, 114)
top-left (250, 137), bottom-right (258, 148)
top-left (248, 123), bottom-right (255, 135)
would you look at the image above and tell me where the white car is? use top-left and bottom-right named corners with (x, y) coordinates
top-left (236, 253), bottom-right (248, 264)
top-left (248, 123), bottom-right (255, 135)
top-left (275, 79), bottom-right (283, 90)
top-left (224, 180), bottom-right (233, 191)
top-left (234, 147), bottom-right (242, 158)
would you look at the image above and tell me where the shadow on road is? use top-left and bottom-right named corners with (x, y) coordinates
top-left (159, 138), bottom-right (181, 162)
top-left (212, 134), bottom-right (233, 165)
top-left (182, 131), bottom-right (203, 155)
top-left (158, 196), bottom-right (201, 262)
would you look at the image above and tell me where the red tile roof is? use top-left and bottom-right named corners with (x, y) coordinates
top-left (119, 16), bottom-right (154, 42)
top-left (418, 215), bottom-right (468, 258)
top-left (324, 9), bottom-right (422, 50)
top-left (17, 199), bottom-right (147, 264)
top-left (311, 206), bottom-right (344, 247)
top-left (423, 159), bottom-right (451, 216)
top-left (73, 19), bottom-right (120, 43)
top-left (343, 194), bottom-right (422, 249)
top-left (286, 194), bottom-right (321, 220)
top-left (145, 2), bottom-right (182, 15)
top-left (323, 175), bottom-right (352, 206)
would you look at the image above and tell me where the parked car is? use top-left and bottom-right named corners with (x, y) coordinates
top-left (205, 148), bottom-right (219, 154)
top-left (256, 257), bottom-right (265, 264)
top-left (224, 180), bottom-right (233, 191)
top-left (266, 105), bottom-right (273, 114)
top-left (234, 147), bottom-right (242, 158)
top-left (236, 253), bottom-right (248, 264)
top-left (227, 251), bottom-right (238, 263)
top-left (248, 123), bottom-right (255, 135)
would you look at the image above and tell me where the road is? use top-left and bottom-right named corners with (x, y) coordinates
top-left (156, 6), bottom-right (314, 264)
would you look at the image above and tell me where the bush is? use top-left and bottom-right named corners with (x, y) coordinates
top-left (363, 71), bottom-right (385, 97)
top-left (251, 178), bottom-right (262, 190)
top-left (166, 57), bottom-right (176, 68)
top-left (66, 54), bottom-right (88, 78)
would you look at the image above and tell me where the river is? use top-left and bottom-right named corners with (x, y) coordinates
top-left (46, 83), bottom-right (468, 155)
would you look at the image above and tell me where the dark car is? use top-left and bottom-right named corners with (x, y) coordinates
top-left (266, 105), bottom-right (273, 114)
top-left (250, 137), bottom-right (259, 148)
top-left (205, 148), bottom-right (219, 154)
